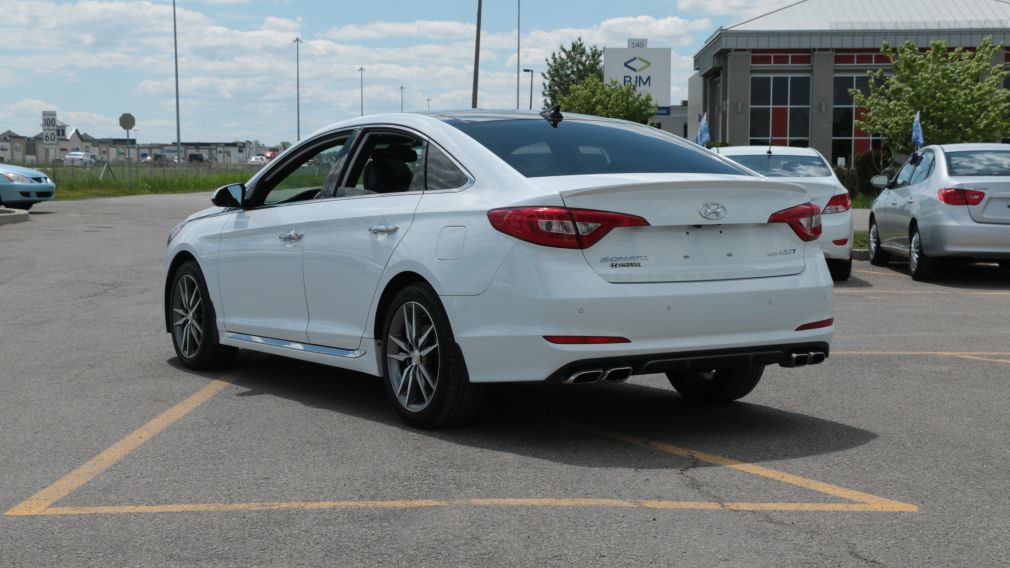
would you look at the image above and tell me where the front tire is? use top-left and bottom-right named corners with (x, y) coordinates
top-left (381, 284), bottom-right (484, 428)
top-left (909, 227), bottom-right (935, 281)
top-left (666, 366), bottom-right (764, 403)
top-left (169, 261), bottom-right (236, 370)
top-left (827, 257), bottom-right (852, 281)
top-left (868, 219), bottom-right (890, 266)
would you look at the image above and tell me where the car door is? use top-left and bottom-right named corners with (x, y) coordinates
top-left (301, 129), bottom-right (425, 350)
top-left (216, 134), bottom-right (350, 343)
top-left (879, 158), bottom-right (918, 249)
top-left (893, 151), bottom-right (935, 250)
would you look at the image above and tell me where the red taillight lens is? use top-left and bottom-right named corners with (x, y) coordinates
top-left (795, 318), bottom-right (834, 331)
top-left (487, 207), bottom-right (649, 249)
top-left (543, 335), bottom-right (631, 344)
top-left (823, 193), bottom-right (851, 214)
top-left (768, 203), bottom-right (822, 242)
top-left (937, 188), bottom-right (985, 206)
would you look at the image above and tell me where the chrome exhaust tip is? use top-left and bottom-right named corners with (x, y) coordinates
top-left (809, 352), bottom-right (826, 365)
top-left (566, 369), bottom-right (604, 384)
top-left (789, 353), bottom-right (809, 367)
top-left (601, 366), bottom-right (633, 383)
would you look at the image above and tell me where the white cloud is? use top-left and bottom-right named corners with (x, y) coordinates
top-left (325, 20), bottom-right (475, 41)
top-left (676, 0), bottom-right (795, 19)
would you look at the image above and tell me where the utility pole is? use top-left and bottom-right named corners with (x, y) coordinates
top-left (293, 37), bottom-right (302, 140)
top-left (400, 86), bottom-right (405, 112)
top-left (172, 0), bottom-right (181, 166)
top-left (358, 67), bottom-right (365, 116)
top-left (427, 98), bottom-right (431, 110)
top-left (468, 0), bottom-right (480, 108)
top-left (523, 68), bottom-right (534, 109)
top-left (516, 0), bottom-right (521, 109)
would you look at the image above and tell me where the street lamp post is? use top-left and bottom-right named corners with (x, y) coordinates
top-left (427, 98), bottom-right (431, 110)
top-left (293, 37), bottom-right (302, 140)
top-left (358, 67), bottom-right (365, 116)
top-left (400, 85), bottom-right (404, 112)
top-left (523, 68), bottom-right (534, 109)
top-left (516, 0), bottom-right (521, 109)
top-left (471, 0), bottom-right (481, 108)
top-left (172, 0), bottom-right (181, 166)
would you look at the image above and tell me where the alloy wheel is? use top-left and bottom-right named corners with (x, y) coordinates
top-left (869, 224), bottom-right (879, 257)
top-left (172, 274), bottom-right (204, 359)
top-left (910, 231), bottom-right (921, 274)
top-left (386, 301), bottom-right (440, 412)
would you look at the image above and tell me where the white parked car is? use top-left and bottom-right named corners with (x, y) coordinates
top-left (248, 155), bottom-right (269, 166)
top-left (163, 111), bottom-right (834, 428)
top-left (718, 146), bottom-right (854, 280)
top-left (64, 151), bottom-right (97, 167)
top-left (868, 143), bottom-right (1010, 280)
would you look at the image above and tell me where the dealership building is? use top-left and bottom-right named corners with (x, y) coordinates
top-left (687, 0), bottom-right (1010, 166)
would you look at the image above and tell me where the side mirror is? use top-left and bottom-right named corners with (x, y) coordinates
top-left (212, 183), bottom-right (244, 208)
top-left (870, 175), bottom-right (890, 190)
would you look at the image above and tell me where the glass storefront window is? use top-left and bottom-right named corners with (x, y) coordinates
top-left (749, 75), bottom-right (810, 147)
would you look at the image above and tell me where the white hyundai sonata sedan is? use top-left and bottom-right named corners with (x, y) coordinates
top-left (163, 111), bottom-right (834, 428)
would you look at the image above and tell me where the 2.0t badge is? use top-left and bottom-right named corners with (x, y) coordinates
top-left (698, 202), bottom-right (727, 221)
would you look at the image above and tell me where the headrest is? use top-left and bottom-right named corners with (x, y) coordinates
top-left (372, 145), bottom-right (418, 163)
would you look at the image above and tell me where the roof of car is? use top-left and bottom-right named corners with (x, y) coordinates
top-left (421, 109), bottom-right (627, 125)
top-left (934, 143), bottom-right (1010, 152)
top-left (717, 145), bottom-right (822, 157)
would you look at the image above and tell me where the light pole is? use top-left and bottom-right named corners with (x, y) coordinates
top-left (471, 0), bottom-right (481, 108)
top-left (358, 67), bottom-right (365, 116)
top-left (426, 97), bottom-right (431, 110)
top-left (516, 0), bottom-right (521, 109)
top-left (172, 0), bottom-right (181, 166)
top-left (399, 85), bottom-right (404, 112)
top-left (293, 37), bottom-right (302, 140)
top-left (523, 68), bottom-right (534, 109)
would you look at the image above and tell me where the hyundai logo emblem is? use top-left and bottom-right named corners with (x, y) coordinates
top-left (698, 202), bottom-right (727, 221)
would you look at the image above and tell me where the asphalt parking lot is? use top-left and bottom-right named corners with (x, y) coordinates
top-left (2, 194), bottom-right (1008, 567)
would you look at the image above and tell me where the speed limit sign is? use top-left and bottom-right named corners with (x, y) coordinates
top-left (42, 111), bottom-right (58, 147)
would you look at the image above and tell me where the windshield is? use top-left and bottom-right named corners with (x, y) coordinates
top-left (726, 153), bottom-right (833, 178)
top-left (450, 119), bottom-right (747, 178)
top-left (945, 150), bottom-right (1010, 176)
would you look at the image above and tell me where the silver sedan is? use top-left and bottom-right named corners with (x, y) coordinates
top-left (868, 143), bottom-right (1010, 280)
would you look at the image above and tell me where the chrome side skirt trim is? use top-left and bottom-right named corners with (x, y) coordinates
top-left (225, 332), bottom-right (366, 359)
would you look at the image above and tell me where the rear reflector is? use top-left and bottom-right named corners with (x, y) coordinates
top-left (937, 188), bottom-right (985, 206)
top-left (795, 318), bottom-right (834, 331)
top-left (832, 239), bottom-right (849, 246)
top-left (823, 193), bottom-right (851, 214)
top-left (543, 336), bottom-right (631, 345)
top-left (768, 203), bottom-right (822, 242)
top-left (488, 207), bottom-right (649, 249)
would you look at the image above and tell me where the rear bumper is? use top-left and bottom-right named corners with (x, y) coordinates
top-left (819, 211), bottom-right (853, 260)
top-left (926, 221), bottom-right (1010, 259)
top-left (442, 243), bottom-right (834, 383)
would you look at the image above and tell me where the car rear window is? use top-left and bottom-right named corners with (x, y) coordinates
top-left (725, 154), bottom-right (833, 178)
top-left (945, 150), bottom-right (1010, 176)
top-left (450, 119), bottom-right (746, 178)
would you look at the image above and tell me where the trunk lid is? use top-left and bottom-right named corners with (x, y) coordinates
top-left (531, 173), bottom-right (814, 283)
top-left (774, 177), bottom-right (844, 211)
top-left (951, 178), bottom-right (1010, 225)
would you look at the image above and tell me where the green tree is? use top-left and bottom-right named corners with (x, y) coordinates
top-left (852, 38), bottom-right (1010, 156)
top-left (542, 38), bottom-right (604, 107)
top-left (557, 76), bottom-right (655, 124)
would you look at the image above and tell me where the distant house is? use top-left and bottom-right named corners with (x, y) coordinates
top-left (0, 130), bottom-right (29, 163)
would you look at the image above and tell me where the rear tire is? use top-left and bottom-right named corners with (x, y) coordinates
top-left (827, 257), bottom-right (852, 281)
top-left (666, 366), bottom-right (764, 403)
top-left (868, 219), bottom-right (890, 266)
top-left (168, 261), bottom-right (237, 370)
top-left (8, 203), bottom-right (32, 211)
top-left (908, 227), bottom-right (935, 281)
top-left (381, 284), bottom-right (485, 428)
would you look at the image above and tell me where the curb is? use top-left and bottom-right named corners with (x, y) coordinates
top-left (0, 207), bottom-right (30, 226)
top-left (852, 249), bottom-right (869, 261)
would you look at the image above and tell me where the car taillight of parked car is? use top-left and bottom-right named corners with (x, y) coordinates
top-left (487, 207), bottom-right (649, 249)
top-left (937, 188), bottom-right (986, 206)
top-left (822, 193), bottom-right (851, 214)
top-left (768, 203), bottom-right (822, 242)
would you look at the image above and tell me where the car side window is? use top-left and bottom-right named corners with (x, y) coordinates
top-left (256, 135), bottom-right (351, 207)
top-left (425, 144), bottom-right (470, 191)
top-left (893, 159), bottom-right (917, 188)
top-left (909, 152), bottom-right (935, 185)
top-left (338, 131), bottom-right (424, 198)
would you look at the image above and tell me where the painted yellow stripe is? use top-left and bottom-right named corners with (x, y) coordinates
top-left (951, 354), bottom-right (1010, 365)
top-left (852, 269), bottom-right (905, 278)
top-left (5, 378), bottom-right (231, 517)
top-left (835, 289), bottom-right (1010, 296)
top-left (640, 501), bottom-right (915, 512)
top-left (468, 498), bottom-right (635, 507)
top-left (564, 422), bottom-right (917, 513)
top-left (41, 500), bottom-right (447, 515)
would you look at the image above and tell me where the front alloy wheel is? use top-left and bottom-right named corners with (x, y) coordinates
top-left (868, 220), bottom-right (890, 266)
top-left (168, 261), bottom-right (236, 369)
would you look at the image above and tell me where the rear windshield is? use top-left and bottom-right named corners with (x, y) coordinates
top-left (945, 150), bottom-right (1010, 176)
top-left (726, 154), bottom-right (833, 178)
top-left (450, 119), bottom-right (746, 178)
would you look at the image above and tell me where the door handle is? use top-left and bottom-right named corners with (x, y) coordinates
top-left (890, 200), bottom-right (897, 206)
top-left (369, 225), bottom-right (399, 235)
top-left (278, 230), bottom-right (304, 242)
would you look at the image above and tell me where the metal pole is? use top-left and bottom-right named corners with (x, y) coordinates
top-left (471, 0), bottom-right (481, 109)
top-left (427, 98), bottom-right (431, 110)
top-left (172, 0), bottom-right (182, 166)
top-left (516, 0), bottom-right (520, 109)
top-left (126, 129), bottom-right (132, 192)
top-left (524, 68), bottom-right (534, 109)
top-left (294, 37), bottom-right (302, 140)
top-left (400, 86), bottom-right (404, 112)
top-left (358, 67), bottom-right (365, 116)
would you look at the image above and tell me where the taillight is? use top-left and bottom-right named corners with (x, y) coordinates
top-left (823, 193), bottom-right (851, 214)
top-left (937, 188), bottom-right (985, 206)
top-left (768, 203), bottom-right (822, 242)
top-left (487, 207), bottom-right (649, 249)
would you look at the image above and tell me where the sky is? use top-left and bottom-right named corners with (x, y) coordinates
top-left (0, 0), bottom-right (793, 146)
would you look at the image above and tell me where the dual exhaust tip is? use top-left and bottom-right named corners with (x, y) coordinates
top-left (565, 366), bottom-right (633, 384)
top-left (783, 351), bottom-right (826, 368)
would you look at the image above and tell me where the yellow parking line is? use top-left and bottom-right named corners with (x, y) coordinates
top-left (5, 378), bottom-right (232, 517)
top-left (835, 290), bottom-right (1010, 296)
top-left (852, 269), bottom-right (905, 278)
top-left (950, 354), bottom-right (1010, 365)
